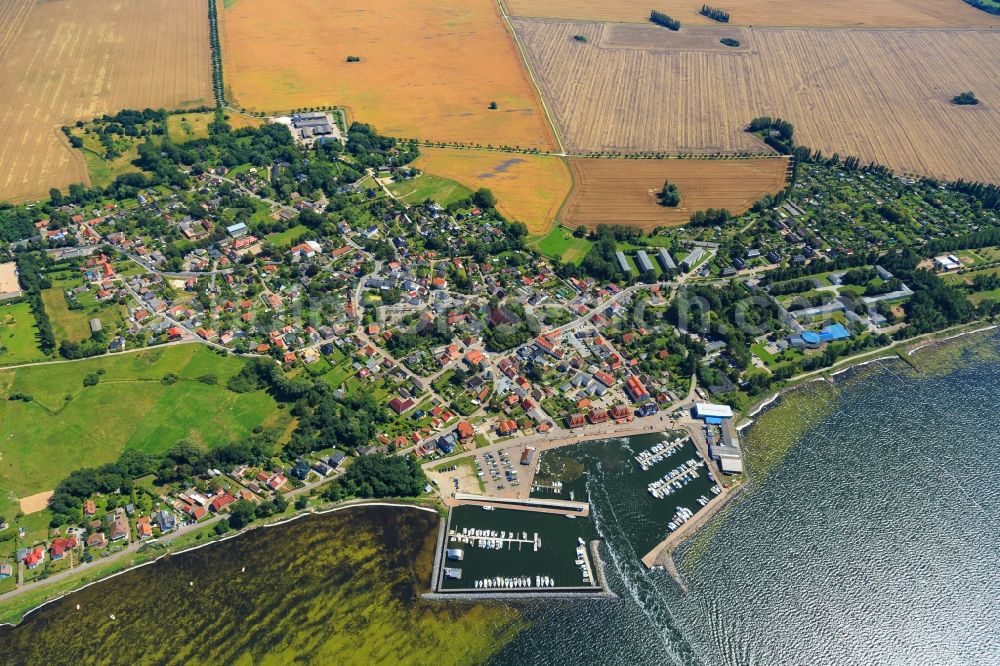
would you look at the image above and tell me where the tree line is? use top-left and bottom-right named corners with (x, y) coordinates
top-left (207, 0), bottom-right (225, 107)
top-left (650, 10), bottom-right (681, 30)
top-left (15, 252), bottom-right (56, 355)
top-left (700, 5), bottom-right (730, 22)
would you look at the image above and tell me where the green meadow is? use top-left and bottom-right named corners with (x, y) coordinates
top-left (389, 174), bottom-right (472, 207)
top-left (528, 226), bottom-right (592, 265)
top-left (266, 224), bottom-right (309, 248)
top-left (0, 345), bottom-right (287, 518)
top-left (0, 301), bottom-right (47, 366)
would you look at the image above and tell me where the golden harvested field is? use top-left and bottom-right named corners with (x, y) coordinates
top-left (513, 20), bottom-right (1000, 182)
top-left (412, 148), bottom-right (571, 235)
top-left (560, 157), bottom-right (789, 230)
top-left (503, 0), bottom-right (1000, 28)
top-left (221, 0), bottom-right (557, 151)
top-left (0, 0), bottom-right (212, 203)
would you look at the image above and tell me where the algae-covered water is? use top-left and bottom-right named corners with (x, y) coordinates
top-left (0, 506), bottom-right (522, 666)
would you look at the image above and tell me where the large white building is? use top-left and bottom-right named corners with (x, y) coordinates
top-left (694, 402), bottom-right (734, 420)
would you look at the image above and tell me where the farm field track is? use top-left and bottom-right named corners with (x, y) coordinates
top-left (560, 157), bottom-right (789, 230)
top-left (502, 0), bottom-right (1000, 28)
top-left (0, 0), bottom-right (212, 203)
top-left (513, 19), bottom-right (1000, 182)
top-left (411, 147), bottom-right (572, 236)
top-left (221, 0), bottom-right (558, 151)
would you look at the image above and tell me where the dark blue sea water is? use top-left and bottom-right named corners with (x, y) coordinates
top-left (492, 334), bottom-right (1000, 666)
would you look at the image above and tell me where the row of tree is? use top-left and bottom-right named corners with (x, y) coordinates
top-left (650, 10), bottom-right (681, 30)
top-left (15, 252), bottom-right (56, 355)
top-left (700, 4), bottom-right (730, 22)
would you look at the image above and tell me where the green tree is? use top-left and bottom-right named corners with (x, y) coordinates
top-left (227, 500), bottom-right (256, 530)
top-left (658, 180), bottom-right (681, 207)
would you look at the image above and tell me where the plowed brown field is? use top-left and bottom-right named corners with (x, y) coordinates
top-left (0, 0), bottom-right (212, 203)
top-left (503, 0), bottom-right (1000, 28)
top-left (560, 157), bottom-right (789, 230)
top-left (514, 20), bottom-right (1000, 182)
top-left (221, 0), bottom-right (557, 151)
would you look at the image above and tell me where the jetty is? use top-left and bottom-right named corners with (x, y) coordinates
top-left (449, 492), bottom-right (590, 516)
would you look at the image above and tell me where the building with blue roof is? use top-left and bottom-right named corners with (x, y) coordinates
top-left (789, 323), bottom-right (851, 349)
top-left (819, 323), bottom-right (851, 341)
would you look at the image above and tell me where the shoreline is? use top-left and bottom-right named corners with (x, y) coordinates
top-left (646, 322), bottom-right (999, 591)
top-left (0, 500), bottom-right (438, 629)
top-left (3, 322), bottom-right (995, 621)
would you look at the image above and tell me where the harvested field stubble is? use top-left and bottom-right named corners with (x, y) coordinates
top-left (221, 0), bottom-right (557, 150)
top-left (412, 148), bottom-right (571, 235)
top-left (503, 0), bottom-right (1000, 28)
top-left (0, 0), bottom-right (212, 202)
top-left (514, 20), bottom-right (1000, 182)
top-left (560, 157), bottom-right (789, 230)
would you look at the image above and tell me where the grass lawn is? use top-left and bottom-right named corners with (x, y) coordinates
top-left (0, 345), bottom-right (288, 508)
top-left (969, 287), bottom-right (1000, 305)
top-left (266, 225), bottom-right (309, 248)
top-left (528, 227), bottom-right (592, 266)
top-left (0, 302), bottom-right (47, 365)
top-left (166, 112), bottom-right (216, 142)
top-left (750, 342), bottom-right (777, 364)
top-left (388, 174), bottom-right (472, 207)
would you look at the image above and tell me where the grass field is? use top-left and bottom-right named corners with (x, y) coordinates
top-left (77, 146), bottom-right (142, 188)
top-left (410, 148), bottom-right (572, 235)
top-left (167, 113), bottom-right (216, 142)
top-left (40, 288), bottom-right (127, 345)
top-left (0, 302), bottom-right (46, 366)
top-left (527, 227), bottom-right (592, 265)
top-left (220, 0), bottom-right (557, 151)
top-left (559, 157), bottom-right (788, 230)
top-left (224, 112), bottom-right (263, 131)
top-left (513, 20), bottom-right (1000, 182)
top-left (0, 345), bottom-right (287, 519)
top-left (0, 0), bottom-right (212, 202)
top-left (388, 174), bottom-right (473, 207)
top-left (266, 225), bottom-right (309, 248)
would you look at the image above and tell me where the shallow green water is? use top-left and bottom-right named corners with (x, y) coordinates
top-left (0, 506), bottom-right (523, 666)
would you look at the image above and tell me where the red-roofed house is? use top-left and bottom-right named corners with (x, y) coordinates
top-left (625, 376), bottom-right (649, 402)
top-left (24, 546), bottom-right (45, 569)
top-left (497, 419), bottom-right (518, 436)
top-left (389, 397), bottom-right (416, 414)
top-left (49, 537), bottom-right (78, 560)
top-left (210, 493), bottom-right (236, 513)
top-left (588, 409), bottom-right (610, 424)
